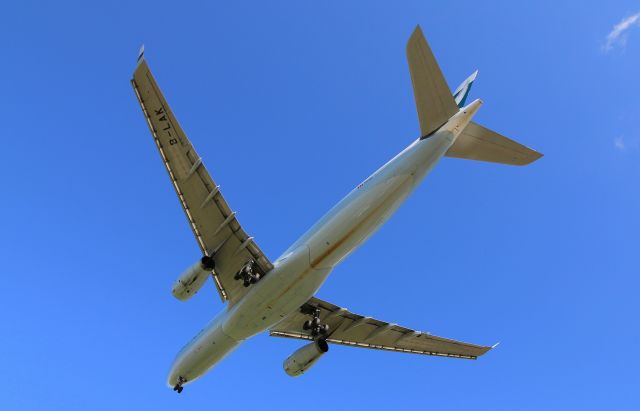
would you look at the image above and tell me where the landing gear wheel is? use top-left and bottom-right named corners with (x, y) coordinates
top-left (234, 260), bottom-right (262, 287)
top-left (301, 306), bottom-right (330, 338)
top-left (173, 376), bottom-right (186, 394)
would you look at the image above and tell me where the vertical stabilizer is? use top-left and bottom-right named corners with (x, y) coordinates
top-left (406, 25), bottom-right (458, 137)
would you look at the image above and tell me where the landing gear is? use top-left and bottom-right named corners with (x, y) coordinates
top-left (173, 376), bottom-right (186, 394)
top-left (301, 307), bottom-right (330, 339)
top-left (234, 260), bottom-right (261, 287)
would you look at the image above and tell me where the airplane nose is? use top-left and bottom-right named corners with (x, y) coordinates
top-left (167, 367), bottom-right (179, 388)
top-left (166, 355), bottom-right (184, 388)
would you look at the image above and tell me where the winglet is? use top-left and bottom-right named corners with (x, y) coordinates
top-left (453, 69), bottom-right (478, 107)
top-left (137, 44), bottom-right (145, 62)
top-left (491, 341), bottom-right (501, 349)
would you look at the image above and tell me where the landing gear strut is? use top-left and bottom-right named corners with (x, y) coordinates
top-left (173, 376), bottom-right (186, 394)
top-left (234, 260), bottom-right (261, 287)
top-left (301, 307), bottom-right (330, 339)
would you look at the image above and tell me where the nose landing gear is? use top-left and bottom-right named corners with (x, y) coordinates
top-left (173, 376), bottom-right (186, 394)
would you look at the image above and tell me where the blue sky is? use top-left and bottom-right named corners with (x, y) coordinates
top-left (2, 1), bottom-right (639, 409)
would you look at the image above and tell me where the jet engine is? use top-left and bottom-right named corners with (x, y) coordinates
top-left (283, 339), bottom-right (329, 377)
top-left (172, 256), bottom-right (215, 301)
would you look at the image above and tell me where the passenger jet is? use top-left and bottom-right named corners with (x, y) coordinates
top-left (131, 25), bottom-right (542, 393)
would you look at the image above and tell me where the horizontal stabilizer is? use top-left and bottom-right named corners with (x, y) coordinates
top-left (446, 122), bottom-right (543, 165)
top-left (407, 25), bottom-right (459, 137)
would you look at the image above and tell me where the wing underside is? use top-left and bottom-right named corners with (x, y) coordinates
top-left (131, 53), bottom-right (273, 303)
top-left (270, 297), bottom-right (493, 360)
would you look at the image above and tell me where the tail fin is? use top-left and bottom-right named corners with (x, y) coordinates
top-left (406, 25), bottom-right (458, 137)
top-left (453, 70), bottom-right (478, 108)
top-left (407, 25), bottom-right (542, 165)
top-left (446, 122), bottom-right (543, 165)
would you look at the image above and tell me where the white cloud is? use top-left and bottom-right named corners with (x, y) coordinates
top-left (603, 12), bottom-right (640, 52)
top-left (614, 136), bottom-right (640, 151)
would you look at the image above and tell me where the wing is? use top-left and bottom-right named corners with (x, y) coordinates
top-left (270, 297), bottom-right (493, 360)
top-left (131, 51), bottom-right (273, 303)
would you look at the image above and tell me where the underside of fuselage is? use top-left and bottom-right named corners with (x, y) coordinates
top-left (166, 106), bottom-right (481, 388)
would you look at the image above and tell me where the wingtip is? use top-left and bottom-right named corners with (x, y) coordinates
top-left (408, 25), bottom-right (425, 50)
top-left (516, 149), bottom-right (544, 166)
top-left (137, 44), bottom-right (145, 62)
top-left (491, 341), bottom-right (501, 349)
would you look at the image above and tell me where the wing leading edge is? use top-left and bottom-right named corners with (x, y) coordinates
top-left (131, 52), bottom-right (273, 303)
top-left (270, 297), bottom-right (494, 360)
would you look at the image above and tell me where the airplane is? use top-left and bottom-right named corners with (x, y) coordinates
top-left (130, 25), bottom-right (542, 393)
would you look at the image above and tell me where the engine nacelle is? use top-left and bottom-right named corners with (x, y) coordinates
top-left (172, 256), bottom-right (215, 301)
top-left (283, 339), bottom-right (329, 377)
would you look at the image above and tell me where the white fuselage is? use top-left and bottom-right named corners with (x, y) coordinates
top-left (167, 100), bottom-right (482, 387)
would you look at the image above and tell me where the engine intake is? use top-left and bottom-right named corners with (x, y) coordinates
top-left (283, 339), bottom-right (329, 377)
top-left (172, 256), bottom-right (215, 301)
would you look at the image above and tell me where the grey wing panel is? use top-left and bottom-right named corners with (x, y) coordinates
top-left (131, 56), bottom-right (273, 303)
top-left (446, 121), bottom-right (543, 165)
top-left (406, 25), bottom-right (459, 137)
top-left (270, 297), bottom-right (493, 360)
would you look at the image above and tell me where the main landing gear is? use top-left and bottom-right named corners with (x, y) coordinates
top-left (301, 306), bottom-right (330, 340)
top-left (234, 260), bottom-right (261, 287)
top-left (173, 376), bottom-right (186, 394)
